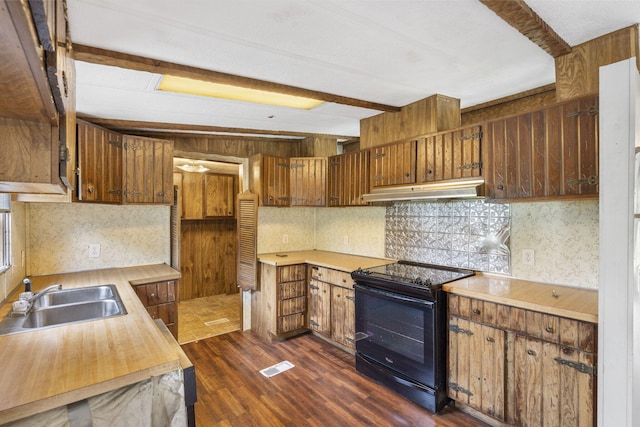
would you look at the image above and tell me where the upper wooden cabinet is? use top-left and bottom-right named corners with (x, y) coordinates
top-left (122, 135), bottom-right (173, 204)
top-left (289, 157), bottom-right (326, 206)
top-left (250, 154), bottom-right (290, 206)
top-left (250, 154), bottom-right (326, 207)
top-left (204, 173), bottom-right (236, 217)
top-left (416, 125), bottom-right (482, 183)
top-left (77, 119), bottom-right (122, 203)
top-left (484, 95), bottom-right (599, 201)
top-left (76, 121), bottom-right (173, 205)
top-left (0, 0), bottom-right (76, 195)
top-left (328, 150), bottom-right (370, 206)
top-left (178, 171), bottom-right (237, 219)
top-left (370, 140), bottom-right (417, 188)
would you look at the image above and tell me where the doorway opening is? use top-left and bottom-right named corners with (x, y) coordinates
top-left (170, 156), bottom-right (244, 344)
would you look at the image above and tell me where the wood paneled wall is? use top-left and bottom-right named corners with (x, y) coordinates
top-left (180, 219), bottom-right (238, 300)
top-left (299, 136), bottom-right (337, 157)
top-left (172, 135), bottom-right (301, 159)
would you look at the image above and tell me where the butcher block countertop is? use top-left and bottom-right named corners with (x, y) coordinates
top-left (443, 273), bottom-right (598, 323)
top-left (0, 264), bottom-right (182, 424)
top-left (258, 250), bottom-right (394, 272)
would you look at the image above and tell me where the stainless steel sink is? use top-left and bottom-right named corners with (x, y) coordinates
top-left (0, 284), bottom-right (127, 335)
top-left (32, 284), bottom-right (117, 308)
top-left (22, 300), bottom-right (125, 328)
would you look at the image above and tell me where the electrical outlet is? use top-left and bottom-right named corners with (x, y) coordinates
top-left (282, 234), bottom-right (289, 244)
top-left (522, 248), bottom-right (535, 266)
top-left (343, 235), bottom-right (349, 245)
top-left (88, 244), bottom-right (101, 258)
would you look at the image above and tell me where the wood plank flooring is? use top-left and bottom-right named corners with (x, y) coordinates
top-left (181, 331), bottom-right (489, 426)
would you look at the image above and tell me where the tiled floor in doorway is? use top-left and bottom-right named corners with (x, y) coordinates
top-left (177, 293), bottom-right (241, 344)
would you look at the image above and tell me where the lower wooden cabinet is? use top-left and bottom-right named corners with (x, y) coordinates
top-left (448, 294), bottom-right (596, 426)
top-left (308, 265), bottom-right (356, 351)
top-left (132, 279), bottom-right (178, 339)
top-left (276, 264), bottom-right (307, 335)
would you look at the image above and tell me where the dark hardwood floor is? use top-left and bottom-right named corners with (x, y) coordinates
top-left (181, 331), bottom-right (489, 426)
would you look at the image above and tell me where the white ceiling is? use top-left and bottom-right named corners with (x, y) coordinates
top-left (67, 0), bottom-right (640, 139)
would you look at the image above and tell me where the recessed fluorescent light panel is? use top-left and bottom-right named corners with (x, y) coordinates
top-left (158, 75), bottom-right (324, 110)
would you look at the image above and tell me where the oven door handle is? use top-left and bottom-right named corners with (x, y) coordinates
top-left (354, 283), bottom-right (435, 307)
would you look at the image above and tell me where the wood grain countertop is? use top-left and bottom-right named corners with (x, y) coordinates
top-left (258, 250), bottom-right (395, 272)
top-left (443, 273), bottom-right (598, 323)
top-left (0, 264), bottom-right (182, 424)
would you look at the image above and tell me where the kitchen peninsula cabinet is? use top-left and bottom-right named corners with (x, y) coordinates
top-left (251, 263), bottom-right (308, 341)
top-left (370, 140), bottom-right (417, 188)
top-left (132, 279), bottom-right (179, 338)
top-left (448, 293), bottom-right (596, 426)
top-left (76, 121), bottom-right (174, 205)
top-left (328, 150), bottom-right (370, 206)
top-left (250, 154), bottom-right (327, 207)
top-left (484, 94), bottom-right (598, 201)
top-left (416, 125), bottom-right (482, 183)
top-left (308, 265), bottom-right (356, 351)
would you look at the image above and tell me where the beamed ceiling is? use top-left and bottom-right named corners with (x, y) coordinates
top-left (67, 0), bottom-right (640, 141)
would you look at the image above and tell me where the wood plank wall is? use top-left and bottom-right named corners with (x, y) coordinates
top-left (171, 135), bottom-right (302, 158)
top-left (180, 219), bottom-right (238, 300)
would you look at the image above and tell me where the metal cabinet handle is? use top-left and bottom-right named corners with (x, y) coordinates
top-left (472, 308), bottom-right (481, 315)
top-left (496, 185), bottom-right (504, 190)
top-left (545, 326), bottom-right (554, 333)
top-left (527, 349), bottom-right (536, 356)
top-left (486, 336), bottom-right (495, 343)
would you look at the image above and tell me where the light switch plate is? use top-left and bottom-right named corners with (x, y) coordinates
top-left (522, 248), bottom-right (535, 266)
top-left (88, 244), bottom-right (101, 258)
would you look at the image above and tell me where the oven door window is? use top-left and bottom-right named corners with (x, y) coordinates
top-left (355, 284), bottom-right (436, 386)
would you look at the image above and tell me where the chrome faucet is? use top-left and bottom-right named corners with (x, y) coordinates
top-left (26, 284), bottom-right (62, 305)
top-left (10, 283), bottom-right (62, 317)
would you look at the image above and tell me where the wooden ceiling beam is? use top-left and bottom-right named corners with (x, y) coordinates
top-left (79, 117), bottom-right (354, 140)
top-left (479, 0), bottom-right (572, 57)
top-left (72, 44), bottom-right (401, 113)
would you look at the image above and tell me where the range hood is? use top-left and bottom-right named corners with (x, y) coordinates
top-left (360, 178), bottom-right (485, 202)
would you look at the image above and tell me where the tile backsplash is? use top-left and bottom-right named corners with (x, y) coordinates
top-left (385, 200), bottom-right (511, 273)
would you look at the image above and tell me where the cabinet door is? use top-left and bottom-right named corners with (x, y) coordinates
top-left (77, 120), bottom-right (122, 203)
top-left (290, 157), bottom-right (326, 206)
top-left (370, 140), bottom-right (416, 188)
top-left (417, 126), bottom-right (482, 183)
top-left (261, 156), bottom-right (290, 206)
top-left (309, 279), bottom-right (331, 336)
top-left (557, 96), bottom-right (599, 197)
top-left (513, 335), bottom-right (595, 427)
top-left (331, 285), bottom-right (355, 350)
top-left (122, 136), bottom-right (173, 204)
top-left (328, 155), bottom-right (342, 206)
top-left (448, 317), bottom-right (506, 421)
top-left (181, 172), bottom-right (204, 219)
top-left (329, 151), bottom-right (370, 206)
top-left (204, 173), bottom-right (236, 218)
top-left (484, 95), bottom-right (598, 201)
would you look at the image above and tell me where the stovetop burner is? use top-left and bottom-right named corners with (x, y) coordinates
top-left (352, 260), bottom-right (474, 298)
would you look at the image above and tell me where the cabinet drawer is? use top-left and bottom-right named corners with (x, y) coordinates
top-left (134, 280), bottom-right (176, 306)
top-left (277, 264), bottom-right (307, 282)
top-left (278, 313), bottom-right (305, 333)
top-left (279, 280), bottom-right (306, 299)
top-left (278, 296), bottom-right (306, 316)
top-left (311, 265), bottom-right (354, 288)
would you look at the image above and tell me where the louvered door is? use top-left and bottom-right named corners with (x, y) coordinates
top-left (237, 190), bottom-right (258, 291)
